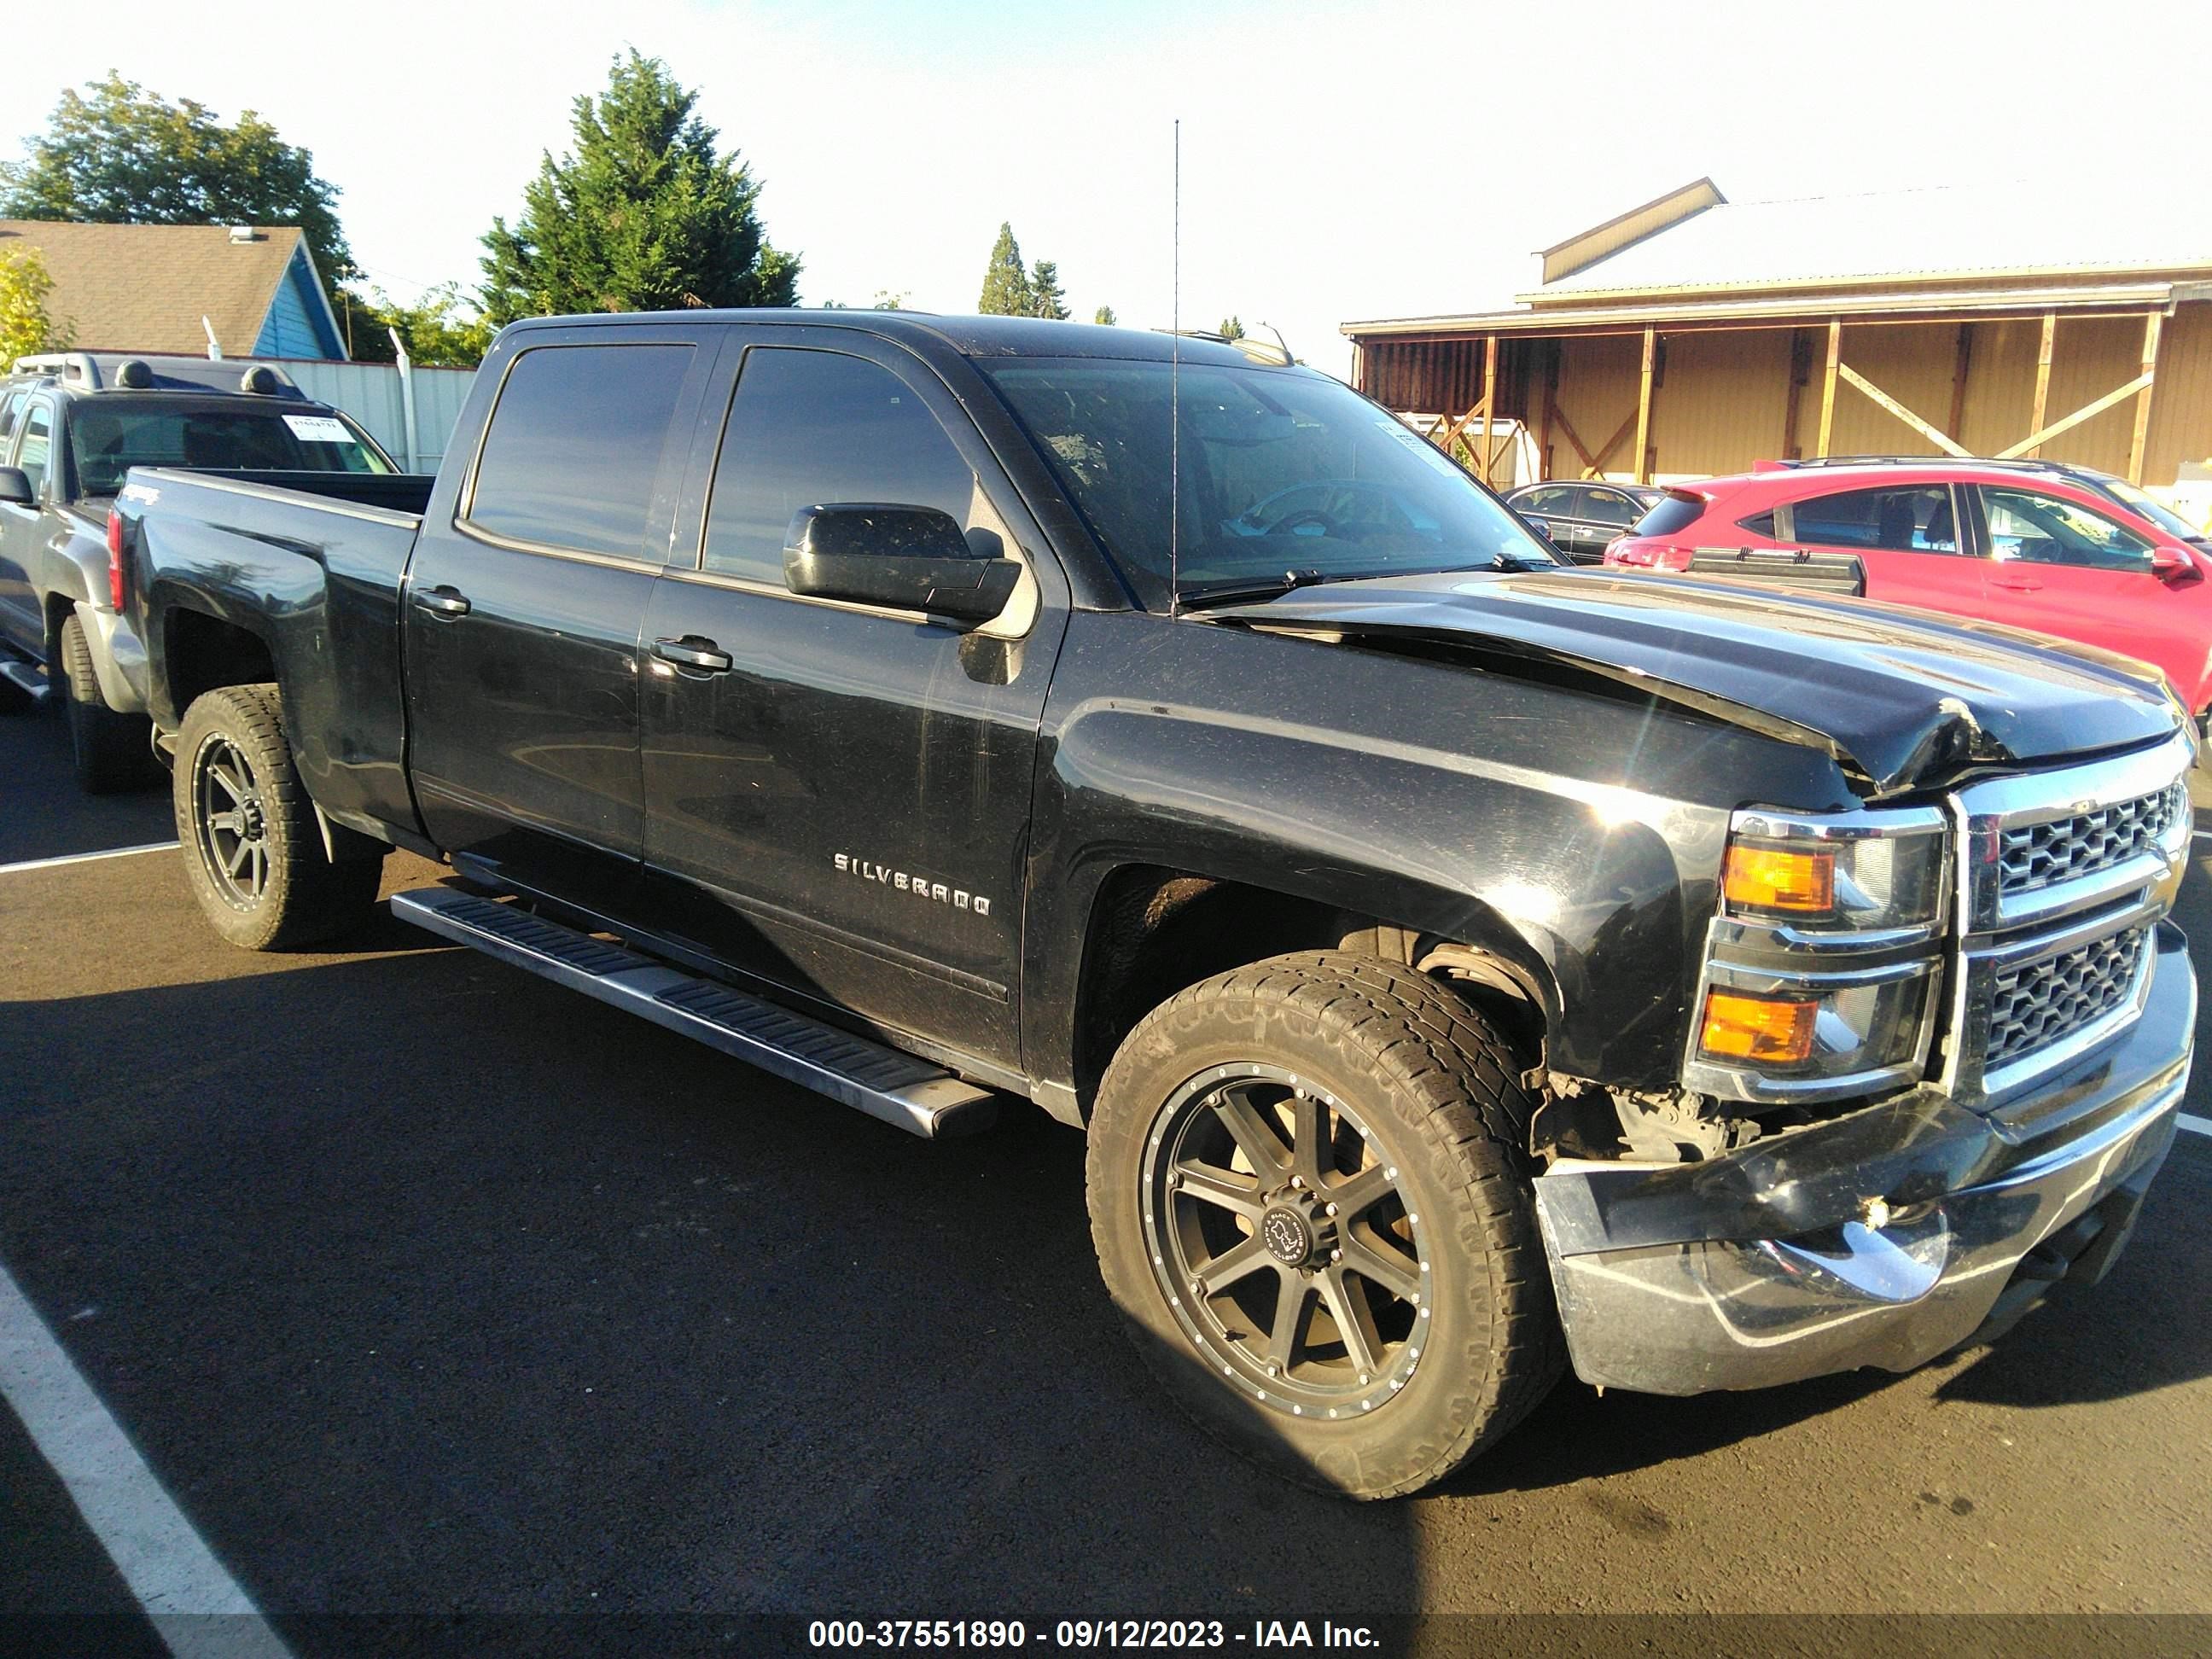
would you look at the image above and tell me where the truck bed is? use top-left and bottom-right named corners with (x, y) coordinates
top-left (123, 465), bottom-right (429, 843)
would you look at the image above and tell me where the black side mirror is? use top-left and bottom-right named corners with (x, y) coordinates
top-left (783, 504), bottom-right (1021, 625)
top-left (0, 467), bottom-right (32, 507)
top-left (1521, 515), bottom-right (1554, 544)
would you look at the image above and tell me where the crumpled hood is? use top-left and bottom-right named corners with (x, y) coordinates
top-left (1204, 568), bottom-right (2181, 796)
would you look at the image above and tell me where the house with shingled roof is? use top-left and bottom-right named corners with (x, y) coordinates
top-left (1, 219), bottom-right (347, 362)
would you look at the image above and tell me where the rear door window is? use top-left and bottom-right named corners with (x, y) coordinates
top-left (465, 343), bottom-right (695, 560)
top-left (1982, 486), bottom-right (2155, 571)
top-left (1793, 485), bottom-right (1959, 553)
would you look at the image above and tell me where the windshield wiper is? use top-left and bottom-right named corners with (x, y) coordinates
top-left (1175, 569), bottom-right (1344, 611)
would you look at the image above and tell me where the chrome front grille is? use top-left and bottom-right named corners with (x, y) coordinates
top-left (1997, 782), bottom-right (2186, 899)
top-left (1952, 730), bottom-right (2192, 1103)
top-left (1983, 924), bottom-right (2150, 1073)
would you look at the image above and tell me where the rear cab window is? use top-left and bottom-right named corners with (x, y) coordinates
top-left (67, 401), bottom-right (394, 498)
top-left (464, 342), bottom-right (696, 560)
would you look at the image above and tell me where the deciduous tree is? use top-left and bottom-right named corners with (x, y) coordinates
top-left (0, 72), bottom-right (354, 298)
top-left (0, 249), bottom-right (71, 364)
top-left (1093, 304), bottom-right (1117, 326)
top-left (480, 51), bottom-right (800, 323)
top-left (339, 283), bottom-right (494, 368)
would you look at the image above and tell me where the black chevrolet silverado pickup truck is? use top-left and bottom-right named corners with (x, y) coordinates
top-left (115, 312), bottom-right (2196, 1499)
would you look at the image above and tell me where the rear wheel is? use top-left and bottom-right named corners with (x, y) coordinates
top-left (1087, 952), bottom-right (1562, 1499)
top-left (174, 683), bottom-right (383, 950)
top-left (59, 613), bottom-right (152, 794)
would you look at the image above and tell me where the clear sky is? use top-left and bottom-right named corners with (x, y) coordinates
top-left (6, 0), bottom-right (2202, 376)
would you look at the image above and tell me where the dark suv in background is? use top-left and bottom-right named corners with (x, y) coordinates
top-left (1503, 480), bottom-right (1663, 562)
top-left (0, 352), bottom-right (396, 789)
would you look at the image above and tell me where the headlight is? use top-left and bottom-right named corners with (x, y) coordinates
top-left (1685, 804), bottom-right (1950, 1106)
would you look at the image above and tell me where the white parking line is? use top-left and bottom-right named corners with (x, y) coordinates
top-left (0, 1260), bottom-right (294, 1659)
top-left (0, 841), bottom-right (178, 876)
top-left (2180, 1114), bottom-right (2212, 1140)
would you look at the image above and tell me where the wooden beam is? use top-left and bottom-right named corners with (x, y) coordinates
top-left (1583, 410), bottom-right (1639, 479)
top-left (1995, 371), bottom-right (2155, 458)
top-left (2025, 311), bottom-right (2057, 457)
top-left (1633, 328), bottom-right (1656, 485)
top-left (1835, 362), bottom-right (1971, 457)
top-left (1946, 323), bottom-right (1974, 446)
top-left (1549, 398), bottom-right (1595, 473)
top-left (1815, 320), bottom-right (1841, 457)
top-left (2128, 311), bottom-right (2163, 486)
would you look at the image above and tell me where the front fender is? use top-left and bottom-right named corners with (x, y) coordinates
top-left (1021, 612), bottom-right (1853, 1099)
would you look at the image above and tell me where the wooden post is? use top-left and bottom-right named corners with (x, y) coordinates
top-left (1816, 321), bottom-right (1841, 457)
top-left (1946, 323), bottom-right (1974, 447)
top-left (2128, 311), bottom-right (2163, 486)
top-left (1479, 334), bottom-right (1499, 484)
top-left (1781, 329), bottom-right (1810, 461)
top-left (1538, 343), bottom-right (1559, 480)
top-left (1633, 328), bottom-right (1656, 484)
top-left (2026, 312), bottom-right (2057, 458)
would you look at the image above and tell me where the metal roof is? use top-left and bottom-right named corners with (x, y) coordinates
top-left (1526, 182), bottom-right (2212, 301)
top-left (1342, 280), bottom-right (2190, 341)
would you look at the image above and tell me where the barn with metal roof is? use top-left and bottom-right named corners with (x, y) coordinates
top-left (1342, 179), bottom-right (2212, 493)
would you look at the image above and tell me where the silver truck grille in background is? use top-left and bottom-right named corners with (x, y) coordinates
top-left (1998, 781), bottom-right (2186, 899)
top-left (1983, 924), bottom-right (2151, 1073)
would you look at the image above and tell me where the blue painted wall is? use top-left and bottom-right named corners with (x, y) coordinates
top-left (253, 247), bottom-right (346, 359)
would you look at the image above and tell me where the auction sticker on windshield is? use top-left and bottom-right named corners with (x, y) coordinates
top-left (283, 415), bottom-right (357, 443)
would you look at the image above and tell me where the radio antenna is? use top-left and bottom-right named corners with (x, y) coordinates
top-left (1169, 117), bottom-right (1181, 617)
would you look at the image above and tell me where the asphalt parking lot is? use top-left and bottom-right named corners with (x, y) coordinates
top-left (2, 704), bottom-right (2209, 1656)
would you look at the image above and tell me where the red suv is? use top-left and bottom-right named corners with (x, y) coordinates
top-left (1605, 458), bottom-right (2212, 722)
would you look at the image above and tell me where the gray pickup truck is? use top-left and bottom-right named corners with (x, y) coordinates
top-left (0, 352), bottom-right (396, 789)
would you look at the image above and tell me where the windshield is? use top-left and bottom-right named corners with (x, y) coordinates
top-left (2098, 474), bottom-right (2204, 543)
top-left (67, 402), bottom-right (394, 498)
top-left (983, 358), bottom-right (1562, 608)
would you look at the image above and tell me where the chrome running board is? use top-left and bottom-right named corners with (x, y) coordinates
top-left (390, 886), bottom-right (998, 1138)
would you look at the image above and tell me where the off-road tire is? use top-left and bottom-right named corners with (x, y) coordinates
top-left (1087, 951), bottom-right (1563, 1499)
top-left (174, 683), bottom-right (383, 951)
top-left (59, 613), bottom-right (151, 794)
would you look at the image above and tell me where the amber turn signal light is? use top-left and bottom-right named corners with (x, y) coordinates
top-left (1723, 844), bottom-right (1835, 913)
top-left (1700, 991), bottom-right (1818, 1064)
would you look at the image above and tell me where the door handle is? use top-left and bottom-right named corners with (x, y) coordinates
top-left (414, 585), bottom-right (471, 617)
top-left (652, 636), bottom-right (733, 672)
top-left (1993, 577), bottom-right (2043, 592)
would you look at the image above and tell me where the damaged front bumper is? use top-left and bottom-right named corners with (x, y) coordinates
top-left (1533, 922), bottom-right (2194, 1395)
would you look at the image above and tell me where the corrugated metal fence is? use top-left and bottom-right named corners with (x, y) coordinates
top-left (279, 360), bottom-right (479, 473)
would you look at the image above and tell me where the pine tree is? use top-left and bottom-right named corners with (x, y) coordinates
top-left (1218, 316), bottom-right (1245, 341)
top-left (480, 51), bottom-right (800, 323)
top-left (977, 223), bottom-right (1032, 316)
top-left (1026, 259), bottom-right (1068, 321)
top-left (1093, 304), bottom-right (1116, 326)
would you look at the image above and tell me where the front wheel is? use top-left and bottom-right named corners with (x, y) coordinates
top-left (1087, 952), bottom-right (1562, 1499)
top-left (173, 683), bottom-right (383, 951)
